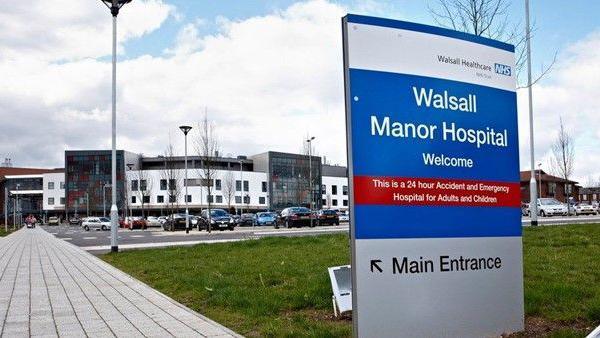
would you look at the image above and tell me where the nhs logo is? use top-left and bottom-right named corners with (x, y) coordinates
top-left (494, 63), bottom-right (512, 76)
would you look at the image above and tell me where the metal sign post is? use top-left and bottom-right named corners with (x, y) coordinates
top-left (343, 14), bottom-right (523, 337)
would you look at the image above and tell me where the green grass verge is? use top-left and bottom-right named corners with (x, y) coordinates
top-left (0, 228), bottom-right (15, 237)
top-left (102, 224), bottom-right (600, 337)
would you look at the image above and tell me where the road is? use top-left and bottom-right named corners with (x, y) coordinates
top-left (38, 214), bottom-right (600, 255)
top-left (40, 224), bottom-right (350, 254)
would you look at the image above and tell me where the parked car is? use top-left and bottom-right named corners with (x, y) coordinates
top-left (162, 214), bottom-right (184, 231)
top-left (316, 209), bottom-right (340, 226)
top-left (238, 213), bottom-right (256, 226)
top-left (200, 209), bottom-right (235, 231)
top-left (254, 212), bottom-right (277, 226)
top-left (158, 216), bottom-right (168, 225)
top-left (276, 207), bottom-right (312, 228)
top-left (573, 203), bottom-right (597, 216)
top-left (120, 216), bottom-right (148, 230)
top-left (82, 217), bottom-right (111, 231)
top-left (537, 198), bottom-right (568, 217)
top-left (48, 216), bottom-right (60, 226)
top-left (339, 211), bottom-right (349, 222)
top-left (521, 203), bottom-right (530, 216)
top-left (69, 217), bottom-right (82, 226)
top-left (146, 216), bottom-right (162, 227)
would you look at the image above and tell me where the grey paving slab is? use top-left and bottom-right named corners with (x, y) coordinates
top-left (0, 228), bottom-right (242, 337)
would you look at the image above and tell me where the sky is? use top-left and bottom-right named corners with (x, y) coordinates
top-left (1, 0), bottom-right (599, 185)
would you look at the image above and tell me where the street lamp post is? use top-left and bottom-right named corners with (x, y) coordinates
top-left (525, 0), bottom-right (538, 226)
top-left (306, 136), bottom-right (315, 228)
top-left (179, 125), bottom-right (192, 234)
top-left (101, 0), bottom-right (132, 252)
top-left (126, 163), bottom-right (134, 224)
top-left (239, 160), bottom-right (243, 216)
top-left (102, 182), bottom-right (111, 218)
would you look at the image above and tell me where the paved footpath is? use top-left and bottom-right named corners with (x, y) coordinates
top-left (0, 228), bottom-right (241, 337)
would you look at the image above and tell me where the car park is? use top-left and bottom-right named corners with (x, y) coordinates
top-left (162, 214), bottom-right (190, 231)
top-left (573, 203), bottom-right (597, 216)
top-left (82, 217), bottom-right (111, 231)
top-left (537, 198), bottom-right (568, 217)
top-left (120, 217), bottom-right (148, 230)
top-left (254, 212), bottom-right (277, 226)
top-left (276, 207), bottom-right (312, 228)
top-left (316, 209), bottom-right (340, 226)
top-left (200, 209), bottom-right (235, 231)
top-left (48, 216), bottom-right (60, 226)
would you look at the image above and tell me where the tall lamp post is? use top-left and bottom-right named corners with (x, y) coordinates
top-left (101, 0), bottom-right (132, 252)
top-left (306, 136), bottom-right (315, 228)
top-left (239, 160), bottom-right (243, 216)
top-left (179, 125), bottom-right (192, 234)
top-left (525, 0), bottom-right (538, 225)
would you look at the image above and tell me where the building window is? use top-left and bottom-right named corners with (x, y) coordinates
top-left (343, 199), bottom-right (348, 206)
top-left (131, 180), bottom-right (138, 191)
top-left (548, 182), bottom-right (557, 196)
top-left (186, 195), bottom-right (192, 203)
top-left (322, 199), bottom-right (326, 206)
top-left (321, 184), bottom-right (326, 194)
top-left (262, 181), bottom-right (267, 192)
top-left (215, 179), bottom-right (222, 191)
top-left (169, 179), bottom-right (176, 190)
top-left (243, 181), bottom-right (249, 192)
top-left (48, 197), bottom-right (55, 205)
top-left (594, 194), bottom-right (598, 201)
top-left (259, 197), bottom-right (266, 204)
top-left (565, 184), bottom-right (572, 195)
top-left (60, 182), bottom-right (65, 189)
top-left (160, 179), bottom-right (167, 190)
top-left (169, 195), bottom-right (176, 203)
top-left (48, 182), bottom-right (54, 190)
top-left (243, 195), bottom-right (250, 204)
top-left (157, 195), bottom-right (164, 203)
top-left (236, 180), bottom-right (241, 192)
top-left (131, 196), bottom-right (136, 204)
top-left (343, 185), bottom-right (348, 195)
top-left (140, 180), bottom-right (147, 191)
top-left (143, 196), bottom-right (150, 204)
top-left (216, 195), bottom-right (223, 203)
top-left (208, 195), bottom-right (214, 203)
top-left (235, 196), bottom-right (242, 204)
top-left (332, 199), bottom-right (338, 206)
top-left (332, 185), bottom-right (338, 195)
top-left (60, 197), bottom-right (65, 205)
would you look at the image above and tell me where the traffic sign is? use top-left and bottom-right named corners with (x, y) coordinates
top-left (343, 14), bottom-right (523, 337)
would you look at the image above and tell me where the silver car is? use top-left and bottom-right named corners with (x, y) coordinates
top-left (81, 217), bottom-right (111, 231)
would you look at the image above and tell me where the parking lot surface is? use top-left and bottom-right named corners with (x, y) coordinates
top-left (41, 224), bottom-right (350, 254)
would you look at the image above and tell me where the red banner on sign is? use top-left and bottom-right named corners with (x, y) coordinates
top-left (353, 176), bottom-right (520, 207)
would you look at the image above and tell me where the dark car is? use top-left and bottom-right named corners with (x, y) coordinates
top-left (163, 214), bottom-right (193, 231)
top-left (316, 209), bottom-right (340, 226)
top-left (200, 209), bottom-right (235, 231)
top-left (69, 217), bottom-right (82, 226)
top-left (238, 213), bottom-right (255, 226)
top-left (276, 207), bottom-right (313, 228)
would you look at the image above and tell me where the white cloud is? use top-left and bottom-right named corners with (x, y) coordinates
top-left (0, 0), bottom-right (173, 62)
top-left (517, 30), bottom-right (600, 184)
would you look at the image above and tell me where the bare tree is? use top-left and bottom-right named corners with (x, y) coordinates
top-left (160, 137), bottom-right (182, 230)
top-left (195, 113), bottom-right (219, 233)
top-left (550, 118), bottom-right (575, 209)
top-left (428, 0), bottom-right (556, 85)
top-left (136, 169), bottom-right (152, 218)
top-left (222, 170), bottom-right (235, 213)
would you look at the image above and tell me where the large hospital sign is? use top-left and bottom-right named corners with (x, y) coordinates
top-left (342, 15), bottom-right (523, 337)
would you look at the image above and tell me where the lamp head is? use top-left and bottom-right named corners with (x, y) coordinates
top-left (179, 125), bottom-right (192, 135)
top-left (101, 0), bottom-right (132, 16)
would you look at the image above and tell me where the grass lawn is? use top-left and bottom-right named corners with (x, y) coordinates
top-left (103, 224), bottom-right (600, 337)
top-left (0, 227), bottom-right (16, 237)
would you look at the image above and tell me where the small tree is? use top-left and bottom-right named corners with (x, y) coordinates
top-left (222, 170), bottom-right (235, 212)
top-left (195, 113), bottom-right (219, 233)
top-left (550, 118), bottom-right (575, 209)
top-left (160, 138), bottom-right (182, 230)
top-left (136, 169), bottom-right (152, 218)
